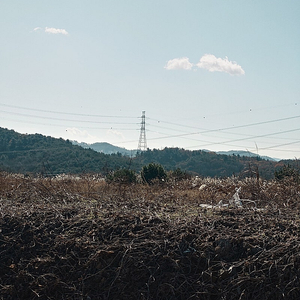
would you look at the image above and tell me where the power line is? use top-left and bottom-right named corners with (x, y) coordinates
top-left (145, 115), bottom-right (300, 141)
top-left (1, 116), bottom-right (139, 130)
top-left (0, 110), bottom-right (138, 125)
top-left (259, 140), bottom-right (300, 150)
top-left (89, 112), bottom-right (300, 152)
top-left (147, 102), bottom-right (298, 127)
top-left (0, 103), bottom-right (138, 119)
top-left (147, 118), bottom-right (300, 142)
top-left (147, 127), bottom-right (300, 146)
top-left (147, 125), bottom-right (300, 143)
top-left (1, 103), bottom-right (299, 157)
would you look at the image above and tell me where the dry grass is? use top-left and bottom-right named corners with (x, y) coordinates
top-left (0, 172), bottom-right (300, 299)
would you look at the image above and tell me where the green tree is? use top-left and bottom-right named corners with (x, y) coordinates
top-left (141, 163), bottom-right (167, 184)
top-left (106, 169), bottom-right (137, 184)
top-left (275, 164), bottom-right (299, 182)
top-left (169, 168), bottom-right (190, 181)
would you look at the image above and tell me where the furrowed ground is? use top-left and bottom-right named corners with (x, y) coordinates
top-left (0, 173), bottom-right (300, 299)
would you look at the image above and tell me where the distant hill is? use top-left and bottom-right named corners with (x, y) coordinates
top-left (0, 127), bottom-right (132, 175)
top-left (73, 142), bottom-right (279, 162)
top-left (216, 150), bottom-right (279, 162)
top-left (72, 141), bottom-right (137, 156)
top-left (136, 147), bottom-right (278, 179)
top-left (0, 127), bottom-right (295, 179)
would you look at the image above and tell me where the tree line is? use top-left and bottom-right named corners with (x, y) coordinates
top-left (0, 127), bottom-right (297, 179)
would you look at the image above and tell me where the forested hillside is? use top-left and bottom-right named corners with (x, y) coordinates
top-left (0, 127), bottom-right (132, 175)
top-left (136, 148), bottom-right (278, 179)
top-left (0, 127), bottom-right (292, 179)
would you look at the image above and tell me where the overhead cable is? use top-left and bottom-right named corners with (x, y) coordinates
top-left (0, 103), bottom-right (138, 119)
top-left (0, 110), bottom-right (138, 125)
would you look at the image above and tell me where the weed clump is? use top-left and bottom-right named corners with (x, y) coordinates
top-left (0, 172), bottom-right (300, 299)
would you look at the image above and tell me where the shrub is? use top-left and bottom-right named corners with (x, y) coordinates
top-left (141, 163), bottom-right (167, 184)
top-left (168, 168), bottom-right (190, 181)
top-left (275, 164), bottom-right (299, 182)
top-left (106, 169), bottom-right (137, 184)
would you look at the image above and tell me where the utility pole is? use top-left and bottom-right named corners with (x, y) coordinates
top-left (137, 111), bottom-right (147, 152)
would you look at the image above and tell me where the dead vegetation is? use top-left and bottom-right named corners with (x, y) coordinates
top-left (0, 172), bottom-right (300, 299)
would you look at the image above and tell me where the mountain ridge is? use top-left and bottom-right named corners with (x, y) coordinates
top-left (72, 141), bottom-right (279, 161)
top-left (216, 150), bottom-right (279, 162)
top-left (0, 127), bottom-right (292, 179)
top-left (72, 141), bottom-right (137, 156)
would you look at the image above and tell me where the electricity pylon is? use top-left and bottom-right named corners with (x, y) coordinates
top-left (137, 111), bottom-right (147, 152)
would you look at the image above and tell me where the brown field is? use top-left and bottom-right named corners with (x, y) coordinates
top-left (0, 172), bottom-right (300, 299)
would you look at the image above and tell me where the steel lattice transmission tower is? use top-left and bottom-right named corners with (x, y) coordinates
top-left (137, 111), bottom-right (147, 152)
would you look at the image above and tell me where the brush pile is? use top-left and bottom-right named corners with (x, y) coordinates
top-left (0, 173), bottom-right (300, 299)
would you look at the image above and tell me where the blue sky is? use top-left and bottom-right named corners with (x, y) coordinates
top-left (0, 0), bottom-right (299, 159)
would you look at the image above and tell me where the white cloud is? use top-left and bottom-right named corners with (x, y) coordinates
top-left (196, 54), bottom-right (245, 75)
top-left (107, 129), bottom-right (124, 140)
top-left (66, 128), bottom-right (98, 143)
top-left (164, 57), bottom-right (193, 70)
top-left (45, 27), bottom-right (68, 35)
top-left (33, 27), bottom-right (69, 35)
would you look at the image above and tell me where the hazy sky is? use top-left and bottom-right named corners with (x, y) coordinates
top-left (1, 1), bottom-right (299, 159)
